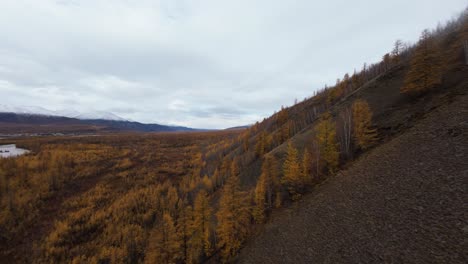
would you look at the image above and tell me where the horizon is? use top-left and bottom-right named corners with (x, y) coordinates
top-left (1, 0), bottom-right (466, 129)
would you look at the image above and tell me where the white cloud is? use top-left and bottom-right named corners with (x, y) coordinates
top-left (0, 0), bottom-right (466, 128)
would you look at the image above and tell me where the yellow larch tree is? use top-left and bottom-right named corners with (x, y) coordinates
top-left (255, 131), bottom-right (269, 157)
top-left (254, 157), bottom-right (270, 223)
top-left (254, 155), bottom-right (280, 222)
top-left (216, 172), bottom-right (251, 262)
top-left (254, 171), bottom-right (266, 224)
top-left (401, 29), bottom-right (442, 94)
top-left (145, 212), bottom-right (180, 264)
top-left (444, 10), bottom-right (468, 69)
top-left (315, 113), bottom-right (339, 174)
top-left (176, 201), bottom-right (193, 263)
top-left (189, 190), bottom-right (212, 262)
top-left (352, 99), bottom-right (378, 150)
top-left (281, 142), bottom-right (303, 200)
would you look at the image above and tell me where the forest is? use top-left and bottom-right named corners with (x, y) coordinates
top-left (1, 8), bottom-right (467, 264)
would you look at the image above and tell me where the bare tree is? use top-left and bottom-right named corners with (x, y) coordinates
top-left (339, 106), bottom-right (353, 159)
top-left (392, 39), bottom-right (405, 57)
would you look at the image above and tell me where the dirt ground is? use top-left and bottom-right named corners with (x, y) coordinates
top-left (237, 92), bottom-right (468, 263)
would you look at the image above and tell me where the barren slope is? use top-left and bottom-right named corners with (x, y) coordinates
top-left (237, 91), bottom-right (468, 263)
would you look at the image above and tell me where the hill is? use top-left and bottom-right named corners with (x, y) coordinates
top-left (205, 10), bottom-right (468, 262)
top-left (0, 113), bottom-right (196, 135)
top-left (0, 8), bottom-right (466, 264)
top-left (237, 89), bottom-right (467, 263)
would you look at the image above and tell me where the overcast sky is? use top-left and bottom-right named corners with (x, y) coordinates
top-left (0, 0), bottom-right (466, 129)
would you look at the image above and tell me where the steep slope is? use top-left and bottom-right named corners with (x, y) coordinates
top-left (197, 15), bottom-right (467, 262)
top-left (237, 91), bottom-right (468, 263)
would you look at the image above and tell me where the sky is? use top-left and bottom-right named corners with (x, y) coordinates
top-left (0, 0), bottom-right (466, 129)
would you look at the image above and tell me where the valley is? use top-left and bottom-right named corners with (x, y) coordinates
top-left (0, 3), bottom-right (467, 264)
top-left (0, 131), bottom-right (240, 263)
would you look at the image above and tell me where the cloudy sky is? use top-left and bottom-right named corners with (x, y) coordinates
top-left (0, 0), bottom-right (466, 129)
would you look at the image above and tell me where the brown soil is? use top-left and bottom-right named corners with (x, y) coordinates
top-left (237, 92), bottom-right (468, 263)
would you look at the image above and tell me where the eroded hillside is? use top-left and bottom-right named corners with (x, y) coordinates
top-left (238, 87), bottom-right (468, 263)
top-left (1, 8), bottom-right (466, 264)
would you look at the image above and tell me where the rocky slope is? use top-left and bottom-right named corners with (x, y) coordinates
top-left (237, 90), bottom-right (468, 263)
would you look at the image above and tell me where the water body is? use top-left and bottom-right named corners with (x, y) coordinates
top-left (0, 144), bottom-right (30, 158)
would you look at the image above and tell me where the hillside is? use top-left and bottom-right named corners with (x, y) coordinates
top-left (237, 89), bottom-right (467, 263)
top-left (211, 12), bottom-right (468, 262)
top-left (0, 8), bottom-right (466, 264)
top-left (219, 10), bottom-right (468, 194)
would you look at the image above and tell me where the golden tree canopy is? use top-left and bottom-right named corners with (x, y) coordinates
top-left (352, 99), bottom-right (378, 150)
top-left (401, 29), bottom-right (442, 94)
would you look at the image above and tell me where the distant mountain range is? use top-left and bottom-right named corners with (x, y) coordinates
top-left (0, 104), bottom-right (128, 121)
top-left (0, 105), bottom-right (197, 135)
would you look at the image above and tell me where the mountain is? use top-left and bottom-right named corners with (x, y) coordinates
top-left (74, 111), bottom-right (127, 121)
top-left (0, 104), bottom-right (199, 134)
top-left (82, 119), bottom-right (196, 133)
top-left (0, 105), bottom-right (57, 116)
top-left (0, 112), bottom-right (195, 135)
top-left (1, 9), bottom-right (466, 264)
top-left (0, 104), bottom-right (127, 121)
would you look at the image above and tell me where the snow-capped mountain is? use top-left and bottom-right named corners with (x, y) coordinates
top-left (0, 105), bottom-right (57, 116)
top-left (0, 104), bottom-right (127, 121)
top-left (55, 109), bottom-right (82, 118)
top-left (0, 104), bottom-right (198, 134)
top-left (74, 111), bottom-right (127, 121)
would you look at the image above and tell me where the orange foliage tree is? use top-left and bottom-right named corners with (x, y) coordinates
top-left (352, 99), bottom-right (378, 150)
top-left (401, 29), bottom-right (442, 94)
top-left (281, 142), bottom-right (303, 200)
top-left (315, 113), bottom-right (339, 174)
top-left (216, 171), bottom-right (251, 262)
